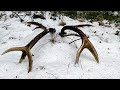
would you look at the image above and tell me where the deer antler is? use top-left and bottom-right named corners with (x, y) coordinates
top-left (59, 25), bottom-right (99, 64)
top-left (1, 24), bottom-right (56, 73)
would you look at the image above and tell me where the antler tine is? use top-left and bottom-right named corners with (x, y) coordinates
top-left (1, 46), bottom-right (32, 73)
top-left (26, 21), bottom-right (48, 31)
top-left (26, 48), bottom-right (33, 73)
top-left (76, 36), bottom-right (99, 64)
top-left (19, 51), bottom-right (27, 63)
top-left (59, 24), bottom-right (93, 37)
top-left (74, 24), bottom-right (93, 28)
top-left (32, 27), bottom-right (41, 31)
top-left (59, 26), bottom-right (99, 64)
top-left (63, 33), bottom-right (80, 37)
top-left (1, 47), bottom-right (25, 55)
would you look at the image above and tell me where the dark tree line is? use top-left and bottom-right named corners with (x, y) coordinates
top-left (1, 11), bottom-right (120, 23)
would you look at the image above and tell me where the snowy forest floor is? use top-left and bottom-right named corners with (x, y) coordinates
top-left (0, 12), bottom-right (120, 79)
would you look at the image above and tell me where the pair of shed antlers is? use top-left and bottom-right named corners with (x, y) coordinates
top-left (1, 22), bottom-right (99, 73)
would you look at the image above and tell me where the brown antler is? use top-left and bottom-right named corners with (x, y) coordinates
top-left (74, 24), bottom-right (93, 28)
top-left (26, 22), bottom-right (48, 31)
top-left (1, 24), bottom-right (56, 73)
top-left (59, 25), bottom-right (99, 64)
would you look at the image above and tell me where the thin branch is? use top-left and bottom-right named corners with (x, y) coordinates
top-left (46, 72), bottom-right (58, 79)
top-left (12, 11), bottom-right (24, 22)
top-left (69, 38), bottom-right (81, 44)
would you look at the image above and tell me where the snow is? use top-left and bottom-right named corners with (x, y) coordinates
top-left (0, 11), bottom-right (120, 79)
top-left (114, 11), bottom-right (118, 16)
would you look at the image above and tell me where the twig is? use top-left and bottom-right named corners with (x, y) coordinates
top-left (61, 34), bottom-right (80, 48)
top-left (2, 24), bottom-right (11, 30)
top-left (69, 38), bottom-right (81, 44)
top-left (12, 11), bottom-right (24, 22)
top-left (35, 41), bottom-right (50, 51)
top-left (67, 63), bottom-right (70, 74)
top-left (46, 72), bottom-right (58, 79)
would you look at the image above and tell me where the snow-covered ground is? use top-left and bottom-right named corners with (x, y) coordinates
top-left (0, 11), bottom-right (120, 79)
